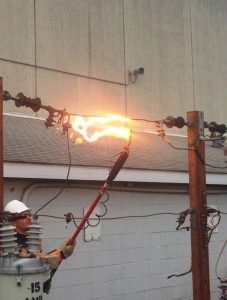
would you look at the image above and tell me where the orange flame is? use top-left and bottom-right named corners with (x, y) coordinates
top-left (71, 115), bottom-right (130, 143)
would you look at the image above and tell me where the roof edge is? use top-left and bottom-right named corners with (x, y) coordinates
top-left (3, 162), bottom-right (227, 185)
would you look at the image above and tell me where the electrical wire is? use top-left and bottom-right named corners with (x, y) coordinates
top-left (175, 209), bottom-right (193, 231)
top-left (131, 118), bottom-right (157, 123)
top-left (161, 136), bottom-right (192, 151)
top-left (35, 210), bottom-right (227, 222)
top-left (207, 213), bottom-right (221, 244)
top-left (33, 192), bottom-right (108, 230)
top-left (68, 112), bottom-right (158, 124)
top-left (3, 91), bottom-right (227, 290)
top-left (167, 267), bottom-right (192, 279)
top-left (35, 134), bottom-right (131, 229)
top-left (34, 211), bottom-right (180, 222)
top-left (34, 128), bottom-right (72, 215)
top-left (194, 148), bottom-right (227, 169)
top-left (215, 239), bottom-right (227, 283)
top-left (159, 134), bottom-right (227, 169)
top-left (167, 207), bottom-right (222, 279)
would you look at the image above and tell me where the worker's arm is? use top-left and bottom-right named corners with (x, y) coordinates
top-left (33, 240), bottom-right (76, 270)
top-left (46, 240), bottom-right (76, 266)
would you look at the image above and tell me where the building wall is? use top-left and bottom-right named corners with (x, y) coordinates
top-left (4, 179), bottom-right (227, 300)
top-left (1, 1), bottom-right (227, 300)
top-left (0, 0), bottom-right (227, 128)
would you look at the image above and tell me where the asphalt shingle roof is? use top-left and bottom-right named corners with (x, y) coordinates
top-left (3, 115), bottom-right (227, 174)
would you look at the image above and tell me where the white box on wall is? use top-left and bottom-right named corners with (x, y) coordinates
top-left (84, 206), bottom-right (101, 242)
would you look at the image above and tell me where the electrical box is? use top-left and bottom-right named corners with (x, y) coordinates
top-left (0, 257), bottom-right (50, 300)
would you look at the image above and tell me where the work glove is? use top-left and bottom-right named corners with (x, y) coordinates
top-left (47, 256), bottom-right (59, 269)
top-left (57, 240), bottom-right (76, 259)
top-left (36, 252), bottom-right (59, 269)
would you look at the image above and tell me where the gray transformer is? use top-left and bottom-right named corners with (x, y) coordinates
top-left (0, 222), bottom-right (50, 300)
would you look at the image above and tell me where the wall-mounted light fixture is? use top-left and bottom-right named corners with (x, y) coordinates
top-left (128, 67), bottom-right (144, 84)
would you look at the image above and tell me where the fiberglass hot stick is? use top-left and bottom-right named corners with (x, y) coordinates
top-left (43, 144), bottom-right (130, 293)
top-left (67, 145), bottom-right (129, 247)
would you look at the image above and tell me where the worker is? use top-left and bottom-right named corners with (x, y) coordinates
top-left (4, 199), bottom-right (76, 294)
top-left (4, 199), bottom-right (75, 265)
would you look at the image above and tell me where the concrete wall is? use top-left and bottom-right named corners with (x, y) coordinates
top-left (4, 179), bottom-right (227, 300)
top-left (1, 0), bottom-right (226, 126)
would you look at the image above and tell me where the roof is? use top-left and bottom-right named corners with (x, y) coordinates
top-left (3, 114), bottom-right (227, 174)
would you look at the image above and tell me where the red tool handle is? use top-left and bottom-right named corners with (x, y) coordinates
top-left (67, 146), bottom-right (129, 246)
top-left (57, 147), bottom-right (129, 265)
top-left (67, 184), bottom-right (108, 245)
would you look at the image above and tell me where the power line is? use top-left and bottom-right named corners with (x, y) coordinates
top-left (34, 127), bottom-right (72, 215)
top-left (159, 133), bottom-right (227, 169)
top-left (35, 211), bottom-right (180, 221)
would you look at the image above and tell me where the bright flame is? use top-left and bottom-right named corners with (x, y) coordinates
top-left (71, 115), bottom-right (131, 142)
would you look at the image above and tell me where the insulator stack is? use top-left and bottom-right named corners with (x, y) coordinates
top-left (0, 223), bottom-right (17, 255)
top-left (26, 222), bottom-right (42, 252)
top-left (164, 116), bottom-right (186, 128)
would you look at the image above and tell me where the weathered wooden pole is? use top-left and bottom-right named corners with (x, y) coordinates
top-left (187, 111), bottom-right (210, 300)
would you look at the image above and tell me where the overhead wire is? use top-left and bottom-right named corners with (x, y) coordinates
top-left (32, 129), bottom-right (132, 232)
top-left (159, 133), bottom-right (227, 169)
top-left (194, 148), bottom-right (227, 169)
top-left (32, 204), bottom-right (227, 280)
top-left (3, 91), bottom-right (227, 295)
top-left (33, 206), bottom-right (227, 283)
top-left (34, 126), bottom-right (72, 216)
top-left (35, 211), bottom-right (180, 222)
top-left (0, 205), bottom-right (182, 223)
top-left (5, 92), bottom-right (226, 250)
top-left (64, 192), bottom-right (110, 230)
top-left (215, 239), bottom-right (227, 283)
top-left (30, 115), bottom-right (225, 230)
top-left (207, 213), bottom-right (221, 244)
top-left (167, 207), bottom-right (223, 280)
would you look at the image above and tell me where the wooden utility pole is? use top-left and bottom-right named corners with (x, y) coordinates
top-left (0, 77), bottom-right (3, 222)
top-left (187, 111), bottom-right (210, 300)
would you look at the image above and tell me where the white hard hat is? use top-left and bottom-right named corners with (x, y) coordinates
top-left (4, 200), bottom-right (30, 214)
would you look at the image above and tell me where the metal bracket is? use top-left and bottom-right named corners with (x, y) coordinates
top-left (16, 264), bottom-right (23, 286)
